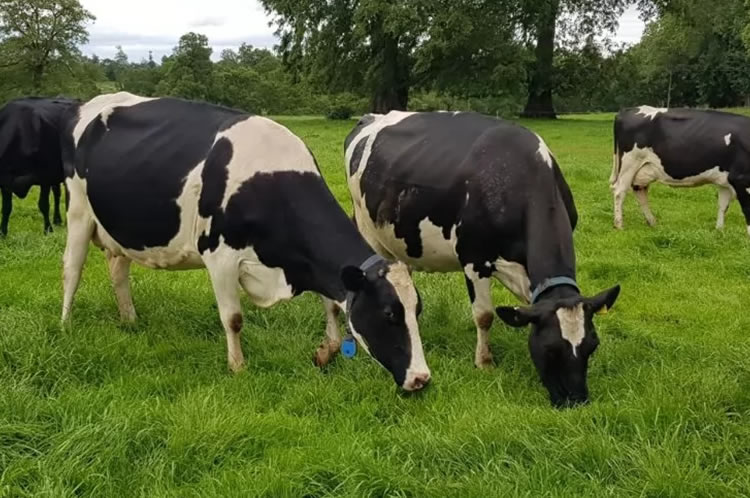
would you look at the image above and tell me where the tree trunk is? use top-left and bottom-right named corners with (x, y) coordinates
top-left (31, 65), bottom-right (44, 94)
top-left (521, 0), bottom-right (559, 119)
top-left (370, 22), bottom-right (409, 113)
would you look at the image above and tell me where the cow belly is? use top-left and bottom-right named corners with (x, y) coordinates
top-left (92, 221), bottom-right (204, 270)
top-left (634, 163), bottom-right (730, 188)
top-left (625, 146), bottom-right (730, 188)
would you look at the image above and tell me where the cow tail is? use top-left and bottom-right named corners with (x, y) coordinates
top-left (610, 116), bottom-right (622, 186)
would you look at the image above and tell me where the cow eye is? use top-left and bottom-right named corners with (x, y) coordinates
top-left (384, 308), bottom-right (396, 322)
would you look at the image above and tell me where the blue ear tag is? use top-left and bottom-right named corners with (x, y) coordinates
top-left (341, 335), bottom-right (357, 359)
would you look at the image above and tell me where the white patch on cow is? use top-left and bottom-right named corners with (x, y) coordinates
top-left (356, 216), bottom-right (461, 273)
top-left (556, 303), bottom-right (585, 357)
top-left (725, 133), bottom-right (732, 146)
top-left (386, 261), bottom-right (430, 388)
top-left (238, 248), bottom-right (294, 307)
top-left (493, 258), bottom-right (531, 303)
top-left (217, 116), bottom-right (320, 208)
top-left (344, 111), bottom-right (414, 189)
top-left (636, 105), bottom-right (667, 120)
top-left (535, 133), bottom-right (554, 168)
top-left (73, 92), bottom-right (154, 146)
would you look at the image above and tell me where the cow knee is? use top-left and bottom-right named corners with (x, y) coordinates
top-left (229, 312), bottom-right (243, 333)
top-left (476, 311), bottom-right (493, 330)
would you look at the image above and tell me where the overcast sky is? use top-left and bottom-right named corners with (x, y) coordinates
top-left (80, 1), bottom-right (646, 62)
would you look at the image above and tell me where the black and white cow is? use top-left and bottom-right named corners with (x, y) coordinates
top-left (0, 97), bottom-right (76, 235)
top-left (612, 105), bottom-right (750, 234)
top-left (60, 92), bottom-right (430, 391)
top-left (345, 111), bottom-right (620, 407)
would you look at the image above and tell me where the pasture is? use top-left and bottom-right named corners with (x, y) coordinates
top-left (1, 114), bottom-right (749, 497)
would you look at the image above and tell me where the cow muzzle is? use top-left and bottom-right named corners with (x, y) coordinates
top-left (402, 370), bottom-right (431, 391)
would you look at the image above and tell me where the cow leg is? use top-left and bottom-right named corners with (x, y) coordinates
top-left (612, 158), bottom-right (641, 230)
top-left (106, 251), bottom-right (136, 322)
top-left (205, 262), bottom-right (246, 372)
top-left (732, 183), bottom-right (750, 237)
top-left (61, 195), bottom-right (95, 322)
top-left (0, 186), bottom-right (11, 237)
top-left (465, 271), bottom-right (494, 368)
top-left (38, 185), bottom-right (53, 234)
top-left (314, 296), bottom-right (343, 367)
top-left (52, 183), bottom-right (63, 226)
top-left (716, 186), bottom-right (735, 230)
top-left (633, 185), bottom-right (657, 226)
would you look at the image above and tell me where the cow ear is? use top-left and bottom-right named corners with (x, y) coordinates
top-left (495, 306), bottom-right (540, 328)
top-left (585, 285), bottom-right (621, 315)
top-left (341, 266), bottom-right (366, 292)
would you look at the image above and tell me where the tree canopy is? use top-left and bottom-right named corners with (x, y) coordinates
top-left (2, 0), bottom-right (750, 116)
top-left (0, 0), bottom-right (94, 95)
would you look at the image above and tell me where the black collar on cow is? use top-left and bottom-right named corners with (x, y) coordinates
top-left (341, 254), bottom-right (386, 359)
top-left (530, 276), bottom-right (580, 304)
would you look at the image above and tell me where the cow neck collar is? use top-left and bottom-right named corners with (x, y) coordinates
top-left (530, 276), bottom-right (580, 304)
top-left (345, 254), bottom-right (385, 314)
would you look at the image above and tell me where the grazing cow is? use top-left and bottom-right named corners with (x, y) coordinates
top-left (0, 97), bottom-right (76, 235)
top-left (345, 111), bottom-right (620, 407)
top-left (611, 105), bottom-right (750, 234)
top-left (60, 92), bottom-right (430, 391)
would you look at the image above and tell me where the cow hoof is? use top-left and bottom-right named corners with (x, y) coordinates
top-left (313, 341), bottom-right (340, 367)
top-left (475, 353), bottom-right (494, 369)
top-left (646, 218), bottom-right (657, 227)
top-left (228, 361), bottom-right (246, 374)
top-left (44, 226), bottom-right (53, 235)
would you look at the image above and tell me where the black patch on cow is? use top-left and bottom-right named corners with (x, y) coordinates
top-left (199, 137), bottom-right (233, 219)
top-left (197, 137), bottom-right (233, 254)
top-left (344, 114), bottom-right (377, 150)
top-left (76, 97), bottom-right (246, 250)
top-left (465, 275), bottom-right (476, 303)
top-left (349, 137), bottom-right (367, 176)
top-left (220, 170), bottom-right (373, 296)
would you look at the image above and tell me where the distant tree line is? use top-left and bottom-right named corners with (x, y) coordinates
top-left (1, 0), bottom-right (750, 117)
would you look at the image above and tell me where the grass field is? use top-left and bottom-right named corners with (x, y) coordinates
top-left (1, 114), bottom-right (750, 497)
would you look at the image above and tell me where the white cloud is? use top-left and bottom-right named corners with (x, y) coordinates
top-left (615, 6), bottom-right (645, 45)
top-left (80, 1), bottom-right (645, 62)
top-left (80, 0), bottom-right (275, 61)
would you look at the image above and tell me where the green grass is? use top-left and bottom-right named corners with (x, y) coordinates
top-left (2, 115), bottom-right (750, 497)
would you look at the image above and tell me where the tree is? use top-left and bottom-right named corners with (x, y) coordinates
top-left (156, 32), bottom-right (214, 101)
top-left (261, 0), bottom-right (430, 113)
top-left (0, 0), bottom-right (94, 93)
top-left (518, 0), bottom-right (656, 118)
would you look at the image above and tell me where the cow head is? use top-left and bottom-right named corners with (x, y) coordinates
top-left (496, 285), bottom-right (620, 408)
top-left (341, 259), bottom-right (430, 391)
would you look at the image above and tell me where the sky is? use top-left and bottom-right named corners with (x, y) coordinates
top-left (80, 1), bottom-right (646, 62)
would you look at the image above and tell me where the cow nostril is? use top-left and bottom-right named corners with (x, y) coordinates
top-left (405, 372), bottom-right (431, 391)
